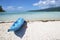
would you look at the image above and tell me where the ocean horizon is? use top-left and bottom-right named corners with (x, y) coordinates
top-left (0, 12), bottom-right (60, 22)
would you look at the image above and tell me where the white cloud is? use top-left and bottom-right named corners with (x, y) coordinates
top-left (51, 0), bottom-right (55, 3)
top-left (55, 0), bottom-right (60, 6)
top-left (33, 0), bottom-right (56, 9)
top-left (17, 6), bottom-right (23, 10)
top-left (33, 1), bottom-right (46, 6)
top-left (6, 6), bottom-right (15, 10)
top-left (6, 6), bottom-right (23, 10)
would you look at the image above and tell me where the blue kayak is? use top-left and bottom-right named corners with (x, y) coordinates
top-left (8, 18), bottom-right (25, 32)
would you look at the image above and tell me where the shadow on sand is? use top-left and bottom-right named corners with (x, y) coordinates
top-left (14, 21), bottom-right (27, 38)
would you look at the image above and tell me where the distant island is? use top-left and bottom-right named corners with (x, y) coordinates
top-left (0, 6), bottom-right (5, 12)
top-left (29, 7), bottom-right (60, 12)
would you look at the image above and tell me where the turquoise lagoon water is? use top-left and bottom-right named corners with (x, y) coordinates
top-left (0, 12), bottom-right (60, 22)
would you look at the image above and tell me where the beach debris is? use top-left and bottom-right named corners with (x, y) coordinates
top-left (41, 20), bottom-right (48, 22)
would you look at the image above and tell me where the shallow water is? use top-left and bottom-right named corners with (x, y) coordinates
top-left (0, 12), bottom-right (60, 22)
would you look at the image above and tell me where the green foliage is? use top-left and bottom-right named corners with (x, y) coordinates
top-left (29, 7), bottom-right (60, 12)
top-left (0, 6), bottom-right (5, 12)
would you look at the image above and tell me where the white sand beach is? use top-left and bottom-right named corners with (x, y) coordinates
top-left (0, 21), bottom-right (60, 40)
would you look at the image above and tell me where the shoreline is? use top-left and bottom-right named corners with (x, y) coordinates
top-left (0, 20), bottom-right (60, 23)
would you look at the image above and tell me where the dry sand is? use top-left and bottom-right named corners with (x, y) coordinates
top-left (0, 21), bottom-right (60, 40)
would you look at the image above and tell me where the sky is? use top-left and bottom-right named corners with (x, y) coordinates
top-left (0, 0), bottom-right (60, 12)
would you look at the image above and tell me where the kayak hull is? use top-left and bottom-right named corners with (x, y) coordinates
top-left (8, 18), bottom-right (25, 32)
